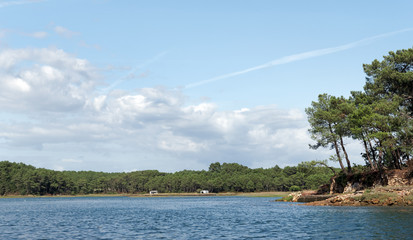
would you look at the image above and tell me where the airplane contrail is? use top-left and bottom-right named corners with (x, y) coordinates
top-left (184, 28), bottom-right (413, 89)
top-left (100, 50), bottom-right (169, 93)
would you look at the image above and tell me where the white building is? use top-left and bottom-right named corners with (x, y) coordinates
top-left (200, 190), bottom-right (209, 194)
top-left (149, 190), bottom-right (158, 195)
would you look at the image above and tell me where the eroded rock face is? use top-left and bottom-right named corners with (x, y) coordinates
top-left (387, 170), bottom-right (412, 186)
top-left (331, 169), bottom-right (413, 194)
top-left (301, 169), bottom-right (413, 206)
top-left (388, 177), bottom-right (406, 186)
top-left (305, 187), bottom-right (413, 206)
top-left (343, 182), bottom-right (362, 193)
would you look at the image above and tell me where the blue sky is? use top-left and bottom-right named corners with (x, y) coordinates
top-left (1, 0), bottom-right (413, 172)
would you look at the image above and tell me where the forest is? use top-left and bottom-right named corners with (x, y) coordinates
top-left (306, 47), bottom-right (413, 174)
top-left (0, 160), bottom-right (336, 196)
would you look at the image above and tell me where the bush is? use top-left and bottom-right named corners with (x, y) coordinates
top-left (289, 185), bottom-right (301, 191)
top-left (280, 195), bottom-right (293, 202)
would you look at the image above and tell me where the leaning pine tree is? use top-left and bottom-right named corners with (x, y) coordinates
top-left (305, 94), bottom-right (352, 173)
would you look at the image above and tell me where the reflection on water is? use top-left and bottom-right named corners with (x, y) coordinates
top-left (0, 197), bottom-right (412, 239)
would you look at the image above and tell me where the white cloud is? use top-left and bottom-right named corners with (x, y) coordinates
top-left (0, 46), bottom-right (354, 172)
top-left (54, 26), bottom-right (79, 38)
top-left (0, 30), bottom-right (48, 39)
top-left (158, 132), bottom-right (207, 152)
top-left (1, 82), bottom-right (324, 171)
top-left (61, 158), bottom-right (83, 163)
top-left (0, 48), bottom-right (97, 112)
top-left (4, 77), bottom-right (31, 92)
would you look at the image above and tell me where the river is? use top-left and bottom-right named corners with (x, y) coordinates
top-left (0, 196), bottom-right (412, 239)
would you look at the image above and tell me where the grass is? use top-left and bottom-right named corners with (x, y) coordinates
top-left (351, 185), bottom-right (413, 205)
top-left (353, 191), bottom-right (398, 204)
top-left (279, 195), bottom-right (294, 202)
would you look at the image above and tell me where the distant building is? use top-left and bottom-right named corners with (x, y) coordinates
top-left (200, 190), bottom-right (209, 194)
top-left (149, 190), bottom-right (158, 195)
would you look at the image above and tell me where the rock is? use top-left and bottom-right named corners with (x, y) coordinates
top-left (385, 198), bottom-right (395, 206)
top-left (343, 182), bottom-right (362, 193)
top-left (332, 196), bottom-right (342, 203)
top-left (287, 192), bottom-right (302, 202)
top-left (301, 190), bottom-right (317, 196)
top-left (386, 169), bottom-right (412, 186)
top-left (316, 184), bottom-right (330, 195)
top-left (353, 201), bottom-right (361, 206)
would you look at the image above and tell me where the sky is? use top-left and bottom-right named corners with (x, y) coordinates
top-left (1, 0), bottom-right (413, 172)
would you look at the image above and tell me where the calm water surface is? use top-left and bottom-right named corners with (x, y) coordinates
top-left (0, 196), bottom-right (412, 239)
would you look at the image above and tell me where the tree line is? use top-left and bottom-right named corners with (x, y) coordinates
top-left (0, 161), bottom-right (335, 196)
top-left (306, 47), bottom-right (413, 173)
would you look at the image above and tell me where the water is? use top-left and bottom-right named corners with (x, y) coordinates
top-left (0, 196), bottom-right (412, 239)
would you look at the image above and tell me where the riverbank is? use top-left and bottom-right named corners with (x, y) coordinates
top-left (278, 167), bottom-right (413, 206)
top-left (0, 191), bottom-right (290, 199)
top-left (278, 186), bottom-right (413, 206)
top-left (304, 186), bottom-right (413, 206)
top-left (137, 192), bottom-right (289, 197)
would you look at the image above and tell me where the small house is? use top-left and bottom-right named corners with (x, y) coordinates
top-left (200, 190), bottom-right (209, 194)
top-left (149, 190), bottom-right (158, 195)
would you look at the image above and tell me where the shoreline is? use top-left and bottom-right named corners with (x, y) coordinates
top-left (0, 191), bottom-right (290, 199)
top-left (282, 186), bottom-right (413, 207)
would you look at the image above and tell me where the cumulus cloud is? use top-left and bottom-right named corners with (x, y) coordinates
top-left (0, 48), bottom-right (97, 112)
top-left (1, 83), bottom-right (323, 171)
top-left (0, 47), bottom-right (340, 172)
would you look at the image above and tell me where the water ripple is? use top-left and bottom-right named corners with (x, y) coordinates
top-left (0, 197), bottom-right (412, 239)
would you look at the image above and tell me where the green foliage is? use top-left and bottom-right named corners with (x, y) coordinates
top-left (282, 195), bottom-right (294, 202)
top-left (289, 185), bottom-right (301, 191)
top-left (307, 47), bottom-right (413, 172)
top-left (0, 161), bottom-right (335, 196)
top-left (306, 94), bottom-right (352, 172)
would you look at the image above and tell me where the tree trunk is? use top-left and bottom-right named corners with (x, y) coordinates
top-left (329, 176), bottom-right (336, 195)
top-left (396, 148), bottom-right (403, 169)
top-left (334, 141), bottom-right (345, 172)
top-left (362, 137), bottom-right (376, 170)
top-left (339, 135), bottom-right (352, 173)
top-left (369, 140), bottom-right (379, 169)
top-left (329, 124), bottom-right (345, 172)
top-left (374, 139), bottom-right (384, 170)
top-left (378, 148), bottom-right (383, 169)
top-left (391, 149), bottom-right (401, 169)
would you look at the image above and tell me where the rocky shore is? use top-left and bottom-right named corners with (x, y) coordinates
top-left (282, 168), bottom-right (413, 206)
top-left (304, 186), bottom-right (413, 206)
